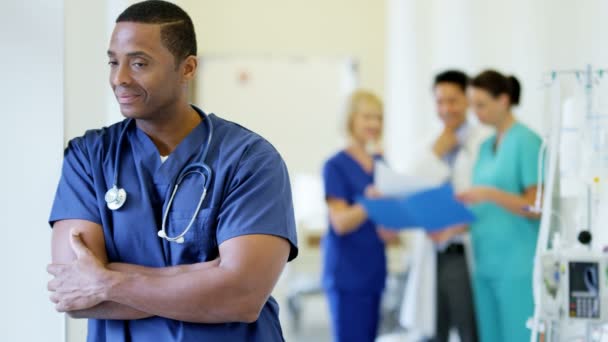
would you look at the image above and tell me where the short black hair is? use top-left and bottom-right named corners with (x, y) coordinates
top-left (470, 69), bottom-right (521, 106)
top-left (116, 0), bottom-right (197, 64)
top-left (434, 70), bottom-right (469, 92)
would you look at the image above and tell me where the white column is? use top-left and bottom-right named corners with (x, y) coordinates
top-left (0, 1), bottom-right (65, 341)
top-left (384, 0), bottom-right (432, 170)
top-left (64, 0), bottom-right (108, 141)
top-left (429, 0), bottom-right (475, 71)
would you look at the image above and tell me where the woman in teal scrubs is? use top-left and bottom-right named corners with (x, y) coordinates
top-left (458, 70), bottom-right (542, 342)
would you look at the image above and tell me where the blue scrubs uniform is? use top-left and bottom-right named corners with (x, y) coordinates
top-left (470, 122), bottom-right (540, 342)
top-left (49, 107), bottom-right (298, 342)
top-left (321, 151), bottom-right (386, 342)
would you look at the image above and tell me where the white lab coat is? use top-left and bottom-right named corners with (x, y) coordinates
top-left (410, 123), bottom-right (489, 194)
top-left (398, 122), bottom-right (489, 339)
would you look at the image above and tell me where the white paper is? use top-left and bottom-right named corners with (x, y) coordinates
top-left (375, 160), bottom-right (442, 197)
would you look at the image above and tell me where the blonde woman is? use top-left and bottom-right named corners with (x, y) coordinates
top-left (322, 90), bottom-right (394, 342)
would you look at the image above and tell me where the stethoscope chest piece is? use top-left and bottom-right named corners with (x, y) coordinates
top-left (105, 185), bottom-right (127, 210)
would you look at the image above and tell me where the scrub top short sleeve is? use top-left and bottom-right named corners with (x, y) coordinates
top-left (518, 132), bottom-right (542, 189)
top-left (323, 161), bottom-right (350, 202)
top-left (49, 138), bottom-right (101, 225)
top-left (216, 143), bottom-right (298, 261)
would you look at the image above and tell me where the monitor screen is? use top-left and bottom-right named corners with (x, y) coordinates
top-left (569, 261), bottom-right (600, 319)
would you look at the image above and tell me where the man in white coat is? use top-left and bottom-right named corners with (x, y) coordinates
top-left (416, 70), bottom-right (487, 342)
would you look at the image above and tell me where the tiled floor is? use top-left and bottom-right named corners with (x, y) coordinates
top-left (275, 233), bottom-right (411, 342)
top-left (279, 294), bottom-right (332, 342)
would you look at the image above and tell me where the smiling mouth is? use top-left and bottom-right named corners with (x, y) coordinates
top-left (117, 94), bottom-right (141, 104)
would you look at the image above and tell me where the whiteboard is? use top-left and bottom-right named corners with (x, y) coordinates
top-left (196, 56), bottom-right (358, 175)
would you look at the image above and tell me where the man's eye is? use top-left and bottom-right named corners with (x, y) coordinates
top-left (108, 61), bottom-right (118, 66)
top-left (133, 63), bottom-right (146, 68)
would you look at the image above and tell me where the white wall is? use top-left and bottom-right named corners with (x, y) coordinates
top-left (64, 0), bottom-right (129, 141)
top-left (0, 1), bottom-right (65, 341)
top-left (177, 0), bottom-right (385, 97)
top-left (64, 0), bottom-right (108, 142)
top-left (197, 56), bottom-right (356, 175)
top-left (385, 0), bottom-right (608, 169)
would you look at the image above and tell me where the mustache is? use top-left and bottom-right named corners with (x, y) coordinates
top-left (114, 86), bottom-right (143, 96)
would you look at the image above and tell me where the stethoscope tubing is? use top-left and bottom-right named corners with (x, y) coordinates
top-left (106, 111), bottom-right (214, 243)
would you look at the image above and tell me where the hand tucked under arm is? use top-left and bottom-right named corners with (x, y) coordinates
top-left (48, 231), bottom-right (140, 315)
top-left (49, 220), bottom-right (154, 320)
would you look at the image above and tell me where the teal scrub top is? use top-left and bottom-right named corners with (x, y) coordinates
top-left (470, 122), bottom-right (541, 277)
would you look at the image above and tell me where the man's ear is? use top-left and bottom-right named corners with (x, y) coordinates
top-left (181, 55), bottom-right (198, 82)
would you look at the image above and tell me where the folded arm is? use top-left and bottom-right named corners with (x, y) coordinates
top-left (48, 219), bottom-right (289, 323)
top-left (106, 234), bottom-right (289, 323)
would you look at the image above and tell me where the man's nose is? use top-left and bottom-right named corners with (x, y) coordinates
top-left (111, 64), bottom-right (131, 86)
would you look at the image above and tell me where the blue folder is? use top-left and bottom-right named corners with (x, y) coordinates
top-left (358, 183), bottom-right (475, 231)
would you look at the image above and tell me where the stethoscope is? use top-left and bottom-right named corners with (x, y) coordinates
top-left (104, 113), bottom-right (214, 244)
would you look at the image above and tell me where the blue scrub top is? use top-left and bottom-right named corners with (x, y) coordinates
top-left (49, 107), bottom-right (298, 342)
top-left (470, 122), bottom-right (540, 277)
top-left (321, 151), bottom-right (386, 294)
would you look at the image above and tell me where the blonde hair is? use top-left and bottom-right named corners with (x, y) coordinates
top-left (345, 89), bottom-right (384, 136)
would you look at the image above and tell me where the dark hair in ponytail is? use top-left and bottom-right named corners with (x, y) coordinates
top-left (506, 75), bottom-right (521, 105)
top-left (470, 70), bottom-right (521, 106)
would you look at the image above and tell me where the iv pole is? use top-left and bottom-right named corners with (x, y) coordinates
top-left (530, 65), bottom-right (608, 342)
